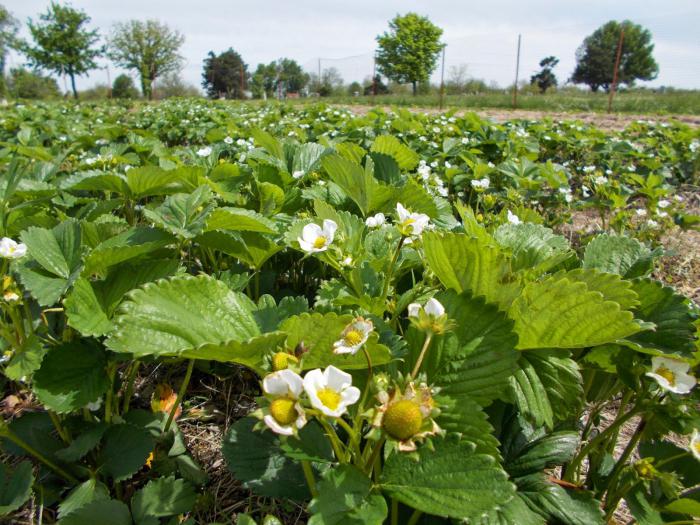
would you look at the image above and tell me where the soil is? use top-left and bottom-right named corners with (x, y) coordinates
top-left (340, 105), bottom-right (700, 131)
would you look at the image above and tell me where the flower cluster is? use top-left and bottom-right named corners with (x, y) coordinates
top-left (259, 365), bottom-right (361, 435)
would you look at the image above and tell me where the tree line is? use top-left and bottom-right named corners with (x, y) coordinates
top-left (0, 3), bottom-right (660, 100)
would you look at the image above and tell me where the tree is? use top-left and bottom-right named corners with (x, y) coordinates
top-left (155, 72), bottom-right (200, 99)
top-left (112, 74), bottom-right (138, 99)
top-left (446, 64), bottom-right (468, 95)
top-left (310, 67), bottom-right (343, 96)
top-left (363, 75), bottom-right (389, 96)
top-left (107, 20), bottom-right (184, 100)
top-left (0, 4), bottom-right (18, 96)
top-left (202, 48), bottom-right (248, 99)
top-left (251, 62), bottom-right (277, 99)
top-left (530, 56), bottom-right (559, 94)
top-left (347, 81), bottom-right (362, 96)
top-left (376, 13), bottom-right (444, 95)
top-left (571, 20), bottom-right (658, 92)
top-left (21, 2), bottom-right (102, 99)
top-left (250, 59), bottom-right (308, 98)
top-left (7, 66), bottom-right (60, 99)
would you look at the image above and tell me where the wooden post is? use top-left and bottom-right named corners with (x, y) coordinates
top-left (512, 34), bottom-right (521, 109)
top-left (240, 65), bottom-right (244, 99)
top-left (318, 58), bottom-right (321, 96)
top-left (372, 55), bottom-right (377, 100)
top-left (105, 66), bottom-right (112, 99)
top-left (607, 28), bottom-right (625, 113)
top-left (439, 46), bottom-right (446, 110)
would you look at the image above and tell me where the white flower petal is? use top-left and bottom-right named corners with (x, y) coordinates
top-left (263, 414), bottom-right (294, 435)
top-left (424, 298), bottom-right (445, 317)
top-left (339, 385), bottom-right (361, 407)
top-left (324, 365), bottom-right (352, 391)
top-left (407, 303), bottom-right (421, 318)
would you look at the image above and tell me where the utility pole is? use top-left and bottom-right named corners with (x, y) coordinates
top-left (512, 34), bottom-right (521, 109)
top-left (318, 58), bottom-right (321, 96)
top-left (607, 28), bottom-right (625, 113)
top-left (439, 46), bottom-right (446, 110)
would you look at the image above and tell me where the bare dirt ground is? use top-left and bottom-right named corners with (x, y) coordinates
top-left (340, 105), bottom-right (700, 131)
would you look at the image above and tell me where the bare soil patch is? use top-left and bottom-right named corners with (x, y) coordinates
top-left (340, 105), bottom-right (700, 131)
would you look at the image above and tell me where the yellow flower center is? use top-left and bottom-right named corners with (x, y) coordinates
top-left (270, 398), bottom-right (298, 426)
top-left (272, 352), bottom-right (291, 371)
top-left (382, 399), bottom-right (423, 441)
top-left (656, 366), bottom-right (676, 386)
top-left (344, 329), bottom-right (364, 347)
top-left (317, 387), bottom-right (342, 411)
top-left (313, 236), bottom-right (327, 249)
top-left (693, 442), bottom-right (700, 455)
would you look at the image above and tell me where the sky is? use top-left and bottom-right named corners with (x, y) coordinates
top-left (4, 0), bottom-right (700, 93)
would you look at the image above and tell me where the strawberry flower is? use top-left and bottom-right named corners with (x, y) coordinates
top-left (303, 365), bottom-right (360, 418)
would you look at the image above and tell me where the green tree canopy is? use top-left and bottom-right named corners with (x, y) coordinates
top-left (7, 66), bottom-right (60, 99)
top-left (202, 48), bottom-right (248, 99)
top-left (112, 73), bottom-right (138, 99)
top-left (21, 2), bottom-right (102, 99)
top-left (250, 58), bottom-right (308, 99)
top-left (375, 12), bottom-right (444, 95)
top-left (107, 20), bottom-right (184, 100)
top-left (530, 56), bottom-right (559, 94)
top-left (571, 20), bottom-right (659, 92)
top-left (0, 4), bottom-right (19, 96)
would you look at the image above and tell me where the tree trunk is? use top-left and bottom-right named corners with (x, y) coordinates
top-left (70, 72), bottom-right (78, 99)
top-left (412, 81), bottom-right (417, 96)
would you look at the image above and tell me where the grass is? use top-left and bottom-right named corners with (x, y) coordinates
top-left (287, 89), bottom-right (700, 115)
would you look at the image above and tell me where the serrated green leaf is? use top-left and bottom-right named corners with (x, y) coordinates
top-left (33, 343), bottom-right (109, 414)
top-left (508, 350), bottom-right (583, 428)
top-left (106, 274), bottom-right (261, 362)
top-left (321, 154), bottom-right (392, 217)
top-left (626, 278), bottom-right (697, 357)
top-left (0, 461), bottom-right (34, 516)
top-left (380, 439), bottom-right (515, 520)
top-left (58, 479), bottom-right (110, 519)
top-left (282, 312), bottom-right (392, 371)
top-left (98, 423), bottom-right (154, 482)
top-left (221, 416), bottom-right (309, 500)
top-left (196, 230), bottom-right (281, 270)
top-left (205, 207), bottom-right (277, 234)
top-left (583, 234), bottom-right (656, 278)
top-left (131, 476), bottom-right (197, 524)
top-left (308, 465), bottom-right (387, 525)
top-left (558, 268), bottom-right (639, 311)
top-left (370, 135), bottom-right (419, 170)
top-left (423, 232), bottom-right (512, 306)
top-left (509, 276), bottom-right (641, 349)
top-left (4, 334), bottom-right (47, 381)
top-left (494, 222), bottom-right (571, 273)
top-left (84, 227), bottom-right (175, 275)
top-left (425, 291), bottom-right (519, 407)
top-left (142, 185), bottom-right (214, 239)
top-left (57, 499), bottom-right (132, 525)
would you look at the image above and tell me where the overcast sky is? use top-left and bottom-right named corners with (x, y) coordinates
top-left (5, 0), bottom-right (700, 93)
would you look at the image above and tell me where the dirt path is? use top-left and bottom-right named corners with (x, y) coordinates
top-left (339, 105), bottom-right (700, 131)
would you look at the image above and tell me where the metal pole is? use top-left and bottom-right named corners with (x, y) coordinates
top-left (512, 34), bottom-right (521, 109)
top-left (318, 57), bottom-right (321, 96)
top-left (439, 46), bottom-right (446, 110)
top-left (105, 66), bottom-right (112, 98)
top-left (607, 28), bottom-right (625, 113)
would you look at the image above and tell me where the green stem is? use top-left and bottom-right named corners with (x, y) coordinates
top-left (564, 404), bottom-right (640, 482)
top-left (407, 509), bottom-right (423, 525)
top-left (163, 359), bottom-right (195, 433)
top-left (301, 460), bottom-right (318, 497)
top-left (351, 347), bottom-right (374, 449)
top-left (104, 363), bottom-right (116, 424)
top-left (48, 411), bottom-right (70, 444)
top-left (391, 498), bottom-right (399, 525)
top-left (364, 436), bottom-right (386, 474)
top-left (381, 236), bottom-right (405, 301)
top-left (603, 418), bottom-right (647, 518)
top-left (121, 360), bottom-right (141, 415)
top-left (654, 451), bottom-right (689, 468)
top-left (336, 417), bottom-right (361, 461)
top-left (319, 418), bottom-right (347, 463)
top-left (410, 332), bottom-right (433, 379)
top-left (4, 429), bottom-right (79, 484)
